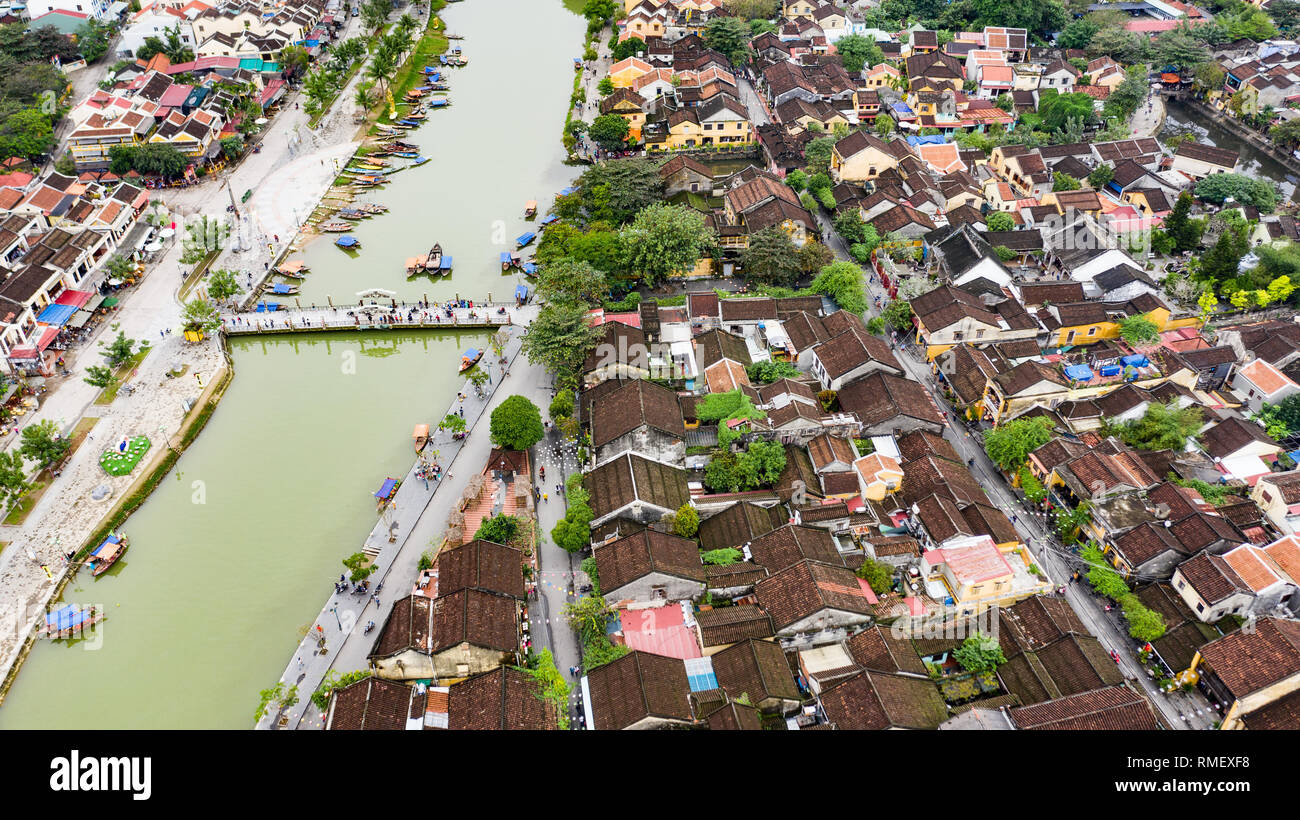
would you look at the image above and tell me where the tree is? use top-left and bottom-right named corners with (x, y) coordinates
top-left (0, 108), bottom-right (53, 162)
top-left (1201, 230), bottom-right (1247, 284)
top-left (279, 44), bottom-right (310, 80)
top-left (985, 211), bottom-right (1015, 232)
top-left (537, 259), bottom-right (608, 308)
top-left (564, 594), bottom-right (617, 643)
top-left (611, 36), bottom-right (646, 61)
top-left (1107, 401), bottom-right (1203, 451)
top-left (489, 395), bottom-right (544, 450)
top-left (575, 158), bottom-right (664, 224)
top-left (618, 203), bottom-right (715, 287)
top-left (874, 113), bottom-right (896, 137)
top-left (583, 0), bottom-right (616, 22)
top-left (836, 34), bottom-right (883, 73)
top-left (704, 451), bottom-right (742, 492)
top-left (1164, 191), bottom-right (1199, 252)
top-left (596, 75), bottom-right (615, 96)
top-left (1223, 6), bottom-right (1277, 40)
top-left (19, 419), bottom-right (68, 469)
top-left (866, 316), bottom-right (886, 335)
top-left (1038, 89), bottom-right (1095, 132)
top-left (952, 632), bottom-right (1007, 673)
top-left (747, 359), bottom-right (800, 383)
top-left (741, 226), bottom-right (801, 286)
top-left (883, 299), bottom-right (912, 332)
top-left (798, 240), bottom-right (834, 275)
top-left (704, 16), bottom-right (752, 65)
top-left (700, 547), bottom-right (743, 565)
top-left (803, 135), bottom-right (837, 175)
top-left (549, 389), bottom-right (575, 420)
top-left (76, 20), bottom-right (111, 63)
top-left (1269, 0), bottom-right (1300, 30)
top-left (552, 502), bottom-right (593, 552)
top-left (521, 303), bottom-right (600, 382)
top-left (735, 439), bottom-right (787, 488)
top-left (101, 332), bottom-right (138, 369)
top-left (1052, 172), bottom-right (1081, 192)
top-left (589, 113), bottom-right (630, 150)
top-left (1118, 315), bottom-right (1160, 346)
top-left (855, 558), bottom-right (894, 594)
top-left (1058, 17), bottom-right (1100, 49)
top-left (342, 550), bottom-right (376, 583)
top-left (1196, 172), bottom-right (1277, 212)
top-left (0, 450), bottom-right (27, 508)
top-left (1087, 163), bottom-right (1114, 190)
top-left (810, 260), bottom-right (867, 314)
top-left (361, 0), bottom-right (393, 33)
top-left (1121, 593), bottom-right (1167, 642)
top-left (84, 365), bottom-right (117, 389)
top-left (181, 298), bottom-right (222, 334)
top-left (983, 416), bottom-right (1054, 471)
top-left (437, 413), bottom-right (466, 434)
top-left (131, 143), bottom-right (187, 178)
top-left (475, 513), bottom-right (520, 544)
top-left (1152, 28), bottom-right (1211, 69)
top-left (672, 503), bottom-right (699, 538)
top-left (206, 268), bottom-right (241, 302)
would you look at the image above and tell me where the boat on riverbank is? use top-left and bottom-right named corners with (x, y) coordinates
top-left (87, 534), bottom-right (128, 576)
top-left (459, 347), bottom-right (483, 372)
top-left (516, 231), bottom-right (536, 248)
top-left (410, 156), bottom-right (430, 167)
top-left (319, 221), bottom-right (352, 232)
top-left (501, 251), bottom-right (520, 270)
top-left (44, 605), bottom-right (103, 639)
top-left (405, 255), bottom-right (428, 275)
top-left (413, 424), bottom-right (429, 452)
top-left (356, 203), bottom-right (387, 214)
top-left (268, 283), bottom-right (299, 296)
top-left (338, 208), bottom-right (368, 220)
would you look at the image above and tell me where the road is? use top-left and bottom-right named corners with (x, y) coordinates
top-left (1129, 90), bottom-right (1166, 139)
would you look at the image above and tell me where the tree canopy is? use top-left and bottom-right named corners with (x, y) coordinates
top-left (618, 203), bottom-right (715, 287)
top-left (489, 395), bottom-right (545, 451)
top-left (1106, 401), bottom-right (1203, 451)
top-left (983, 416), bottom-right (1054, 472)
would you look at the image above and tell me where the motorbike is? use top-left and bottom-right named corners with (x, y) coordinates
top-left (363, 621), bottom-right (375, 634)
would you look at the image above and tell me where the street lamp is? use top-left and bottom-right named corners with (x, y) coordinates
top-left (330, 605), bottom-right (340, 629)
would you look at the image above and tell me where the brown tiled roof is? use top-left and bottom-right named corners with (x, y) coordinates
top-left (899, 454), bottom-right (987, 507)
top-left (594, 529), bottom-right (705, 593)
top-left (1259, 471), bottom-right (1300, 505)
top-left (866, 534), bottom-right (921, 559)
top-left (429, 588), bottom-right (518, 654)
top-left (846, 625), bottom-right (929, 676)
top-left (754, 559), bottom-right (873, 630)
top-left (780, 310), bottom-right (830, 352)
top-left (997, 596), bottom-right (1089, 658)
top-left (748, 524), bottom-right (843, 573)
top-left (1169, 512), bottom-right (1243, 553)
top-left (435, 539), bottom-right (526, 600)
top-left (913, 492), bottom-right (973, 543)
top-left (371, 595), bottom-right (432, 659)
top-left (587, 650), bottom-right (693, 729)
top-left (326, 677), bottom-right (420, 730)
top-left (589, 379), bottom-right (686, 447)
top-left (1201, 417), bottom-right (1279, 460)
top-left (1113, 522), bottom-right (1188, 567)
top-left (704, 561), bottom-right (769, 589)
top-left (819, 670), bottom-right (948, 729)
top-left (701, 699), bottom-right (764, 730)
top-left (808, 433), bottom-right (855, 471)
top-left (695, 328), bottom-right (752, 368)
top-left (698, 501), bottom-right (785, 550)
top-left (896, 429), bottom-right (961, 463)
top-left (812, 328), bottom-right (902, 380)
top-left (688, 290), bottom-right (720, 319)
top-left (1008, 685), bottom-right (1162, 730)
top-left (583, 322), bottom-right (646, 374)
top-left (1239, 687), bottom-right (1300, 730)
top-left (712, 638), bottom-right (800, 703)
top-left (584, 453), bottom-right (690, 520)
top-left (720, 297), bottom-right (778, 322)
top-left (696, 604), bottom-right (775, 646)
top-left (997, 635), bottom-right (1123, 704)
top-left (444, 667), bottom-right (558, 730)
top-left (1174, 141), bottom-right (1238, 168)
top-left (836, 371), bottom-right (944, 429)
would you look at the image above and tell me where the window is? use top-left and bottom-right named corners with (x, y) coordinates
top-left (1087, 327), bottom-right (1097, 336)
top-left (1177, 579), bottom-right (1185, 590)
top-left (1196, 601), bottom-right (1204, 613)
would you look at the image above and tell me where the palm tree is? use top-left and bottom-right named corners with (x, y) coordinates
top-left (354, 81), bottom-right (375, 114)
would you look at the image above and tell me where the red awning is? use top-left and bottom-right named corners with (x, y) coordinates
top-left (54, 289), bottom-right (92, 309)
top-left (35, 326), bottom-right (59, 351)
top-left (7, 345), bottom-right (38, 362)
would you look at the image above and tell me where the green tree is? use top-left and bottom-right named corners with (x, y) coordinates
top-left (565, 594), bottom-right (617, 643)
top-left (735, 439), bottom-right (787, 488)
top-left (583, 0), bottom-right (616, 22)
top-left (181, 298), bottom-right (222, 334)
top-left (952, 632), bottom-right (1007, 673)
top-left (549, 389), bottom-right (575, 420)
top-left (804, 135), bottom-right (837, 175)
top-left (866, 316), bottom-right (887, 335)
top-left (882, 298), bottom-right (913, 332)
top-left (875, 113), bottom-right (896, 137)
top-left (278, 44), bottom-right (310, 80)
top-left (836, 34), bottom-right (884, 73)
top-left (0, 108), bottom-right (54, 162)
top-left (476, 513), bottom-right (520, 544)
top-left (741, 226), bottom-right (801, 286)
top-left (438, 413), bottom-right (466, 434)
top-left (342, 551), bottom-right (375, 583)
top-left (1052, 172), bottom-right (1081, 192)
top-left (1107, 401), bottom-right (1203, 451)
top-left (489, 395), bottom-right (544, 450)
top-left (798, 239), bottom-right (834, 275)
top-left (1038, 89), bottom-right (1094, 132)
top-left (704, 16), bottom-right (752, 65)
top-left (521, 303), bottom-right (600, 382)
top-left (618, 203), bottom-right (715, 287)
top-left (1201, 230), bottom-right (1247, 284)
top-left (19, 419), bottom-right (68, 469)
top-left (537, 259), bottom-right (608, 307)
top-left (1058, 17), bottom-right (1100, 49)
top-left (811, 260), bottom-right (867, 314)
top-left (855, 558), bottom-right (894, 593)
top-left (747, 360), bottom-right (800, 383)
top-left (1196, 172), bottom-right (1277, 212)
top-left (0, 450), bottom-right (27, 508)
top-left (1087, 163), bottom-right (1114, 190)
top-left (983, 415), bottom-right (1053, 472)
top-left (611, 36), bottom-right (646, 61)
top-left (361, 0), bottom-right (393, 32)
top-left (704, 451), bottom-right (742, 492)
top-left (101, 332), bottom-right (138, 369)
top-left (1118, 315), bottom-right (1160, 346)
top-left (131, 143), bottom-right (187, 178)
top-left (206, 268), bottom-right (241, 302)
top-left (985, 211), bottom-right (1015, 232)
top-left (700, 547), bottom-right (743, 565)
top-left (673, 503), bottom-right (699, 537)
top-left (1121, 593), bottom-right (1167, 641)
top-left (596, 75), bottom-right (615, 96)
top-left (574, 158), bottom-right (665, 224)
top-left (1163, 191), bottom-right (1199, 252)
top-left (84, 365), bottom-right (117, 389)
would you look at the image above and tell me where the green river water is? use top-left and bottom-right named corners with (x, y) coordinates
top-left (0, 0), bottom-right (583, 729)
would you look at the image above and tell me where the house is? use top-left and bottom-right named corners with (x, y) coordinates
top-left (697, 501), bottom-right (785, 550)
top-left (747, 523), bottom-right (844, 574)
top-left (829, 131), bottom-right (908, 183)
top-left (1200, 416), bottom-right (1282, 486)
top-left (695, 604), bottom-right (776, 653)
top-left (1171, 142), bottom-right (1239, 179)
top-left (909, 283), bottom-right (1037, 360)
top-left (425, 666), bottom-right (560, 730)
top-left (590, 378), bottom-right (686, 467)
top-left (584, 452), bottom-right (691, 527)
top-left (817, 669), bottom-right (948, 729)
top-left (808, 326), bottom-right (903, 390)
top-left (434, 538), bottom-right (526, 600)
top-left (1233, 357), bottom-right (1300, 414)
top-left (1191, 617), bottom-right (1300, 730)
top-left (658, 154), bottom-right (713, 196)
top-left (1039, 59), bottom-right (1079, 92)
top-left (920, 534), bottom-right (1049, 618)
top-left (368, 591), bottom-right (519, 683)
top-left (324, 676), bottom-right (423, 730)
top-left (1007, 685), bottom-right (1163, 729)
top-left (599, 87), bottom-right (647, 140)
top-left (583, 650), bottom-right (695, 729)
top-left (710, 638), bottom-right (801, 713)
top-left (1172, 540), bottom-right (1299, 623)
top-left (582, 321), bottom-right (650, 386)
top-left (694, 327), bottom-right (752, 392)
top-left (594, 529), bottom-right (705, 604)
top-left (836, 371), bottom-right (945, 435)
top-left (754, 559), bottom-right (875, 639)
top-left (1252, 473), bottom-right (1300, 536)
top-left (609, 56), bottom-right (655, 88)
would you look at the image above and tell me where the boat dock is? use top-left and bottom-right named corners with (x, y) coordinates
top-left (221, 301), bottom-right (521, 336)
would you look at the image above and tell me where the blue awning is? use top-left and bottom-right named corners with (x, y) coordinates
top-left (439, 256), bottom-right (453, 269)
top-left (1120, 354), bottom-right (1149, 367)
top-left (515, 284), bottom-right (529, 300)
top-left (500, 252), bottom-right (514, 264)
top-left (374, 478), bottom-right (398, 499)
top-left (36, 303), bottom-right (77, 326)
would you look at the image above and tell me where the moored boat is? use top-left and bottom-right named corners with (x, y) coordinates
top-left (516, 231), bottom-right (536, 248)
top-left (459, 347), bottom-right (483, 372)
top-left (424, 243), bottom-right (443, 270)
top-left (277, 260), bottom-right (309, 277)
top-left (413, 424), bottom-right (430, 452)
top-left (406, 255), bottom-right (428, 276)
top-left (320, 221), bottom-right (352, 232)
top-left (524, 200), bottom-right (537, 218)
top-left (357, 203), bottom-right (388, 214)
top-left (88, 533), bottom-right (128, 576)
top-left (410, 156), bottom-right (430, 167)
top-left (336, 235), bottom-right (361, 249)
top-left (45, 604), bottom-right (103, 639)
top-left (268, 283), bottom-right (298, 296)
top-left (501, 251), bottom-right (519, 270)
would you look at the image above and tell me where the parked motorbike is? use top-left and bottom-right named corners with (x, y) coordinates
top-left (364, 621), bottom-right (375, 634)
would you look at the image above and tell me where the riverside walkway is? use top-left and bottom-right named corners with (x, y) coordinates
top-left (221, 300), bottom-right (523, 335)
top-left (255, 305), bottom-right (544, 729)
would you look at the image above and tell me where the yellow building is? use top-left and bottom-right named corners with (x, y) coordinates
top-left (609, 56), bottom-right (654, 89)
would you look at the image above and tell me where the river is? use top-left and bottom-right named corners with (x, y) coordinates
top-left (0, 0), bottom-right (583, 729)
top-left (1161, 97), bottom-right (1299, 202)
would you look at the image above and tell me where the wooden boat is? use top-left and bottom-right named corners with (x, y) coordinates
top-left (278, 261), bottom-right (309, 277)
top-left (338, 208), bottom-right (368, 220)
top-left (357, 203), bottom-right (388, 214)
top-left (404, 112), bottom-right (427, 120)
top-left (320, 221), bottom-right (352, 232)
top-left (390, 151), bottom-right (419, 159)
top-left (373, 477), bottom-right (401, 510)
top-left (88, 533), bottom-right (128, 576)
top-left (391, 140), bottom-right (420, 151)
top-left (501, 251), bottom-right (520, 271)
top-left (459, 347), bottom-right (483, 373)
top-left (413, 424), bottom-right (430, 452)
top-left (516, 231), bottom-right (536, 248)
top-left (267, 283), bottom-right (299, 296)
top-left (406, 255), bottom-right (428, 276)
top-left (524, 200), bottom-right (538, 218)
top-left (410, 156), bottom-right (430, 167)
top-left (45, 604), bottom-right (103, 639)
top-left (424, 243), bottom-right (443, 270)
top-left (335, 235), bottom-right (361, 250)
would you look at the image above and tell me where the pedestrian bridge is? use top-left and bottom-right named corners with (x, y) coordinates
top-left (220, 302), bottom-right (523, 336)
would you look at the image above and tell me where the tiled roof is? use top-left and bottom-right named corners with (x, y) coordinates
top-left (819, 670), bottom-right (948, 729)
top-left (1198, 618), bottom-right (1300, 700)
top-left (711, 639), bottom-right (800, 703)
top-left (326, 677), bottom-right (420, 730)
top-left (594, 529), bottom-right (705, 593)
top-left (696, 604), bottom-right (775, 646)
top-left (1008, 685), bottom-right (1161, 730)
top-left (698, 501), bottom-right (785, 550)
top-left (754, 559), bottom-right (874, 630)
top-left (584, 453), bottom-right (690, 520)
top-left (589, 379), bottom-right (686, 447)
top-left (748, 524), bottom-right (843, 573)
top-left (435, 538), bottom-right (526, 600)
top-left (587, 650), bottom-right (693, 729)
top-left (444, 667), bottom-right (557, 730)
top-left (428, 589), bottom-right (518, 654)
top-left (846, 625), bottom-right (929, 676)
top-left (836, 371), bottom-right (944, 430)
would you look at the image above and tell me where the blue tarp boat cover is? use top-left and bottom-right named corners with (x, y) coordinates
top-left (1120, 354), bottom-right (1149, 367)
top-left (91, 534), bottom-right (122, 558)
top-left (522, 262), bottom-right (537, 274)
top-left (36, 303), bottom-right (77, 326)
top-left (429, 99), bottom-right (448, 107)
top-left (374, 478), bottom-right (398, 499)
top-left (516, 232), bottom-right (536, 247)
top-left (539, 214), bottom-right (558, 226)
top-left (515, 284), bottom-right (529, 300)
top-left (464, 348), bottom-right (480, 358)
top-left (336, 235), bottom-right (359, 247)
top-left (439, 256), bottom-right (452, 269)
top-left (557, 186), bottom-right (578, 197)
top-left (1064, 364), bottom-right (1094, 381)
top-left (270, 284), bottom-right (292, 294)
top-left (46, 604), bottom-right (91, 631)
top-left (500, 252), bottom-right (514, 265)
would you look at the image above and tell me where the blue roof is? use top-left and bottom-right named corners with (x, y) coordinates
top-left (515, 284), bottom-right (529, 299)
top-left (374, 478), bottom-right (399, 499)
top-left (439, 256), bottom-right (452, 269)
top-left (684, 657), bottom-right (718, 693)
top-left (1120, 354), bottom-right (1149, 367)
top-left (428, 99), bottom-right (448, 107)
top-left (36, 303), bottom-right (77, 325)
top-left (891, 101), bottom-right (913, 114)
top-left (516, 232), bottom-right (536, 246)
top-left (501, 252), bottom-right (514, 264)
top-left (90, 534), bottom-right (122, 558)
top-left (1063, 364), bottom-right (1094, 381)
top-left (335, 235), bottom-right (359, 247)
top-left (46, 605), bottom-right (92, 631)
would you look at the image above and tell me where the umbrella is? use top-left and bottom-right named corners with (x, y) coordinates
top-left (255, 117), bottom-right (269, 125)
top-left (144, 242), bottom-right (163, 252)
top-left (159, 228), bottom-right (174, 239)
